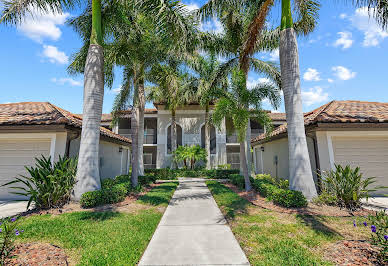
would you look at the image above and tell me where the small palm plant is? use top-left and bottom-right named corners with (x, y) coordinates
top-left (320, 164), bottom-right (385, 210)
top-left (1, 155), bottom-right (77, 210)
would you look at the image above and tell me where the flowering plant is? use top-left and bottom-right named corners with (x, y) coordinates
top-left (0, 216), bottom-right (23, 265)
top-left (368, 211), bottom-right (388, 262)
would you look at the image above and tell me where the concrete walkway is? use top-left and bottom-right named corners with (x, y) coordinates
top-left (0, 201), bottom-right (29, 219)
top-left (139, 178), bottom-right (250, 266)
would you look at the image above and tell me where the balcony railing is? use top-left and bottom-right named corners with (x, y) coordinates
top-left (227, 152), bottom-right (240, 169)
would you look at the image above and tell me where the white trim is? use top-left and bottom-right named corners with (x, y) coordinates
top-left (165, 121), bottom-right (184, 155)
top-left (326, 134), bottom-right (335, 170)
top-left (226, 143), bottom-right (239, 146)
top-left (49, 135), bottom-right (56, 164)
top-left (144, 114), bottom-right (158, 118)
top-left (158, 109), bottom-right (208, 115)
top-left (144, 144), bottom-right (157, 147)
top-left (326, 130), bottom-right (388, 170)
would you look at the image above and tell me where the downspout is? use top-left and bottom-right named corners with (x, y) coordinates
top-left (309, 134), bottom-right (322, 194)
top-left (65, 131), bottom-right (80, 157)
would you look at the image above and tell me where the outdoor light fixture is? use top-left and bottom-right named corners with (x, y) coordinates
top-left (119, 147), bottom-right (123, 153)
top-left (260, 146), bottom-right (265, 152)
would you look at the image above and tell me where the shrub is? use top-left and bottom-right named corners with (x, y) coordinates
top-left (229, 174), bottom-right (246, 189)
top-left (320, 164), bottom-right (383, 210)
top-left (272, 189), bottom-right (308, 208)
top-left (1, 155), bottom-right (77, 210)
top-left (312, 191), bottom-right (337, 206)
top-left (217, 164), bottom-right (231, 170)
top-left (80, 173), bottom-right (158, 208)
top-left (0, 217), bottom-right (24, 264)
top-left (251, 175), bottom-right (308, 208)
top-left (173, 145), bottom-right (207, 169)
top-left (368, 211), bottom-right (388, 262)
top-left (144, 168), bottom-right (239, 179)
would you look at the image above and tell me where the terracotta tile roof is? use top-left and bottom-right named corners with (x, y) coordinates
top-left (252, 100), bottom-right (388, 144)
top-left (268, 112), bottom-right (286, 121)
top-left (0, 102), bottom-right (131, 144)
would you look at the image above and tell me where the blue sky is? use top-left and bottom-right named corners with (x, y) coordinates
top-left (1, 1), bottom-right (387, 114)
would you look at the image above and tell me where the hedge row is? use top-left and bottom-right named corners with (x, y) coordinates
top-left (229, 174), bottom-right (307, 208)
top-left (80, 174), bottom-right (156, 208)
top-left (144, 168), bottom-right (240, 180)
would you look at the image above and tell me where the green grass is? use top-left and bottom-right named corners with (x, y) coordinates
top-left (206, 181), bottom-right (369, 266)
top-left (16, 182), bottom-right (178, 265)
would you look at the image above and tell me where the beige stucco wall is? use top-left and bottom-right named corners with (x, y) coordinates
top-left (155, 111), bottom-right (227, 168)
top-left (253, 137), bottom-right (318, 183)
top-left (69, 138), bottom-right (130, 179)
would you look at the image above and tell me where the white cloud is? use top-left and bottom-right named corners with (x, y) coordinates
top-left (17, 8), bottom-right (69, 43)
top-left (184, 2), bottom-right (199, 12)
top-left (200, 18), bottom-right (223, 34)
top-left (339, 13), bottom-right (347, 19)
top-left (332, 66), bottom-right (356, 80)
top-left (51, 77), bottom-right (82, 86)
top-left (334, 31), bottom-right (354, 49)
top-left (42, 45), bottom-right (69, 64)
top-left (303, 68), bottom-right (321, 81)
top-left (268, 48), bottom-right (279, 61)
top-left (351, 7), bottom-right (388, 47)
top-left (302, 87), bottom-right (329, 106)
top-left (328, 78), bottom-right (334, 83)
top-left (111, 87), bottom-right (122, 94)
top-left (247, 77), bottom-right (271, 89)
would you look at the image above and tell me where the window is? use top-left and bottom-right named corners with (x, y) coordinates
top-left (167, 124), bottom-right (182, 154)
top-left (201, 125), bottom-right (216, 154)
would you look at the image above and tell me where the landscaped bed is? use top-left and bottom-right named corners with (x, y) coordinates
top-left (206, 181), bottom-right (381, 266)
top-left (4, 182), bottom-right (178, 265)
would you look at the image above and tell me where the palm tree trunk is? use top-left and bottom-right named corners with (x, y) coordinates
top-left (279, 0), bottom-right (317, 200)
top-left (205, 104), bottom-right (211, 169)
top-left (240, 141), bottom-right (252, 191)
top-left (171, 109), bottom-right (177, 169)
top-left (137, 74), bottom-right (145, 176)
top-left (130, 104), bottom-right (139, 187)
top-left (73, 0), bottom-right (103, 200)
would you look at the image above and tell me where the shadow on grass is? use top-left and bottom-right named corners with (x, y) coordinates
top-left (137, 183), bottom-right (178, 206)
top-left (206, 181), bottom-right (251, 219)
top-left (295, 214), bottom-right (342, 239)
top-left (76, 211), bottom-right (121, 221)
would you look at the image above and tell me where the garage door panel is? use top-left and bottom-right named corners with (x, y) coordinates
top-left (0, 138), bottom-right (51, 200)
top-left (332, 136), bottom-right (388, 195)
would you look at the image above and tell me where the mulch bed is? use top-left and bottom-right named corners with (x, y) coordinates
top-left (19, 183), bottom-right (162, 217)
top-left (225, 183), bottom-right (374, 217)
top-left (323, 240), bottom-right (383, 266)
top-left (5, 242), bottom-right (69, 266)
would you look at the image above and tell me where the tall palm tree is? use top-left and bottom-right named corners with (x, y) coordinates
top-left (67, 0), bottom-right (198, 187)
top-left (197, 3), bottom-right (281, 185)
top-left (147, 61), bottom-right (196, 168)
top-left (1, 0), bottom-right (106, 200)
top-left (212, 68), bottom-right (280, 191)
top-left (198, 0), bottom-right (318, 197)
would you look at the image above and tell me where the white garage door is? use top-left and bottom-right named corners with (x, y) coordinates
top-left (332, 136), bottom-right (388, 195)
top-left (0, 138), bottom-right (51, 200)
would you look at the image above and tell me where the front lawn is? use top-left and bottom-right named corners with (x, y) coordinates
top-left (206, 181), bottom-right (370, 265)
top-left (14, 182), bottom-right (178, 265)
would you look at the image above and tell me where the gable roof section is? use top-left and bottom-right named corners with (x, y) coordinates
top-left (252, 100), bottom-right (388, 144)
top-left (0, 102), bottom-right (131, 144)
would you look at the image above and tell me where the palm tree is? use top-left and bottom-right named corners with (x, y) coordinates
top-left (147, 61), bottom-right (196, 168)
top-left (212, 68), bottom-right (281, 191)
top-left (187, 53), bottom-right (225, 169)
top-left (198, 0), bottom-right (319, 197)
top-left (197, 3), bottom-right (281, 183)
top-left (67, 1), bottom-right (198, 187)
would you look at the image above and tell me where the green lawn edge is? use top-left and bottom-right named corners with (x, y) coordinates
top-left (206, 180), bottom-right (369, 266)
top-left (16, 182), bottom-right (178, 265)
